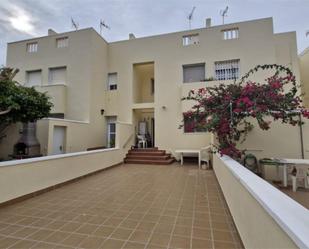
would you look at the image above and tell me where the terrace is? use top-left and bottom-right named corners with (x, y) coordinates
top-left (0, 163), bottom-right (242, 249)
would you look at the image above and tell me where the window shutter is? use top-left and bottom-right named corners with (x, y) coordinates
top-left (49, 67), bottom-right (67, 84)
top-left (183, 64), bottom-right (205, 83)
top-left (26, 71), bottom-right (42, 87)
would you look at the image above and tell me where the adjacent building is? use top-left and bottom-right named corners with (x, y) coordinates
top-left (0, 17), bottom-right (301, 159)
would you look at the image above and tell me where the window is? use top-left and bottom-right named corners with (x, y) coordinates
top-left (26, 70), bottom-right (42, 87)
top-left (183, 34), bottom-right (199, 46)
top-left (107, 73), bottom-right (118, 90)
top-left (49, 67), bottom-right (67, 84)
top-left (222, 28), bottom-right (239, 40)
top-left (56, 37), bottom-right (68, 48)
top-left (26, 42), bottom-right (38, 53)
top-left (184, 115), bottom-right (207, 133)
top-left (183, 63), bottom-right (205, 83)
top-left (150, 78), bottom-right (154, 95)
top-left (106, 116), bottom-right (117, 148)
top-left (215, 59), bottom-right (240, 80)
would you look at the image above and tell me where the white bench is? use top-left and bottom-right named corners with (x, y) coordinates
top-left (175, 146), bottom-right (211, 169)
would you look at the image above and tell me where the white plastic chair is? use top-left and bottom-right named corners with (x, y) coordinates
top-left (137, 135), bottom-right (147, 148)
top-left (200, 146), bottom-right (211, 169)
top-left (290, 166), bottom-right (309, 192)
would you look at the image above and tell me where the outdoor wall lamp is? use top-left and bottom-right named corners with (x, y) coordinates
top-left (100, 109), bottom-right (105, 115)
top-left (162, 106), bottom-right (167, 110)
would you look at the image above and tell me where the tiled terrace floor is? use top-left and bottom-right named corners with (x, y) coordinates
top-left (0, 163), bottom-right (243, 249)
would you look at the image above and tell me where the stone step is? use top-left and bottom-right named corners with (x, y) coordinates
top-left (125, 154), bottom-right (171, 160)
top-left (128, 151), bottom-right (166, 156)
top-left (124, 158), bottom-right (174, 165)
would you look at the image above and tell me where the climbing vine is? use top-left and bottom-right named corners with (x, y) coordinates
top-left (181, 64), bottom-right (309, 159)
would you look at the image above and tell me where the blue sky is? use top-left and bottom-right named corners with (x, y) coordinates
top-left (0, 0), bottom-right (308, 66)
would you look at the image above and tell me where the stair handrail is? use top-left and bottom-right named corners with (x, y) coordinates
top-left (123, 133), bottom-right (134, 149)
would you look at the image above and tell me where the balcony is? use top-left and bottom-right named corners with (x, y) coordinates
top-left (35, 84), bottom-right (67, 115)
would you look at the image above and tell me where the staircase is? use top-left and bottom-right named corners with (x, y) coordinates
top-left (124, 147), bottom-right (174, 165)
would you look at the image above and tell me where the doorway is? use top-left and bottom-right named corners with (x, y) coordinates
top-left (52, 126), bottom-right (66, 155)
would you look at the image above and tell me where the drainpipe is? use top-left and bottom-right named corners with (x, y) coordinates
top-left (299, 114), bottom-right (305, 159)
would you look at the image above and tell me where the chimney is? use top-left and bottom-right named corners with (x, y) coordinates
top-left (48, 29), bottom-right (57, 36)
top-left (206, 18), bottom-right (211, 28)
top-left (129, 33), bottom-right (136, 39)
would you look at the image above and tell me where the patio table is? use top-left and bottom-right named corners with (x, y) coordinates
top-left (260, 158), bottom-right (309, 187)
top-left (175, 149), bottom-right (202, 169)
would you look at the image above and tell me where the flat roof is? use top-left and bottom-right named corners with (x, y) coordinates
top-left (8, 17), bottom-right (273, 46)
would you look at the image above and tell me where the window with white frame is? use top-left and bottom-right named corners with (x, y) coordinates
top-left (107, 73), bottom-right (118, 90)
top-left (48, 67), bottom-right (67, 84)
top-left (183, 63), bottom-right (205, 83)
top-left (26, 70), bottom-right (42, 87)
top-left (26, 42), bottom-right (38, 53)
top-left (215, 59), bottom-right (240, 80)
top-left (183, 34), bottom-right (199, 46)
top-left (222, 28), bottom-right (239, 40)
top-left (56, 37), bottom-right (69, 48)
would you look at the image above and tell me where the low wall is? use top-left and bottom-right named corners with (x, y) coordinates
top-left (0, 122), bottom-right (134, 205)
top-left (213, 154), bottom-right (309, 249)
top-left (0, 148), bottom-right (122, 204)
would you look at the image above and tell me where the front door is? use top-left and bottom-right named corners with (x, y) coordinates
top-left (52, 126), bottom-right (66, 155)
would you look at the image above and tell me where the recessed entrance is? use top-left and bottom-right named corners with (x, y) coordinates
top-left (133, 108), bottom-right (154, 148)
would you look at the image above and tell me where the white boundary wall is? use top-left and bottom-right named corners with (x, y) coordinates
top-left (213, 154), bottom-right (309, 249)
top-left (0, 122), bottom-right (134, 204)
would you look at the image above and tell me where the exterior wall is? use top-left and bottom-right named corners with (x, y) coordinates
top-left (108, 17), bottom-right (300, 153)
top-left (1, 29), bottom-right (109, 159)
top-left (213, 154), bottom-right (308, 249)
top-left (300, 48), bottom-right (309, 107)
top-left (2, 17), bottom-right (301, 159)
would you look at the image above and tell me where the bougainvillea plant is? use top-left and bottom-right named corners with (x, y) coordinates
top-left (181, 64), bottom-right (309, 159)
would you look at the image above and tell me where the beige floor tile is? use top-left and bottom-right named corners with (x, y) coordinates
top-left (11, 227), bottom-right (38, 239)
top-left (79, 235), bottom-right (105, 249)
top-left (123, 241), bottom-right (146, 249)
top-left (213, 229), bottom-right (234, 242)
top-left (136, 221), bottom-right (156, 231)
top-left (44, 231), bottom-right (71, 244)
top-left (9, 239), bottom-right (36, 249)
top-left (75, 224), bottom-right (99, 235)
top-left (110, 228), bottom-right (133, 240)
top-left (149, 232), bottom-right (171, 247)
top-left (169, 235), bottom-right (191, 249)
top-left (27, 229), bottom-right (53, 241)
top-left (61, 233), bottom-right (88, 247)
top-left (129, 230), bottom-right (151, 243)
top-left (214, 240), bottom-right (238, 249)
top-left (172, 225), bottom-right (191, 238)
top-left (93, 226), bottom-right (115, 237)
top-left (192, 238), bottom-right (213, 249)
top-left (100, 238), bottom-right (125, 248)
top-left (192, 227), bottom-right (212, 240)
top-left (119, 219), bottom-right (139, 229)
top-left (0, 237), bottom-right (20, 248)
top-left (59, 222), bottom-right (82, 232)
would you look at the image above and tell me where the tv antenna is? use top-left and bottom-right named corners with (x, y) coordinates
top-left (220, 6), bottom-right (228, 24)
top-left (71, 17), bottom-right (79, 31)
top-left (187, 6), bottom-right (196, 29)
top-left (100, 19), bottom-right (111, 35)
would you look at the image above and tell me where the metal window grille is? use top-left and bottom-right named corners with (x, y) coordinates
top-left (215, 59), bottom-right (240, 80)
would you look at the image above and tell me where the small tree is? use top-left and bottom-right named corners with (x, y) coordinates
top-left (0, 67), bottom-right (53, 140)
top-left (181, 64), bottom-right (309, 159)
